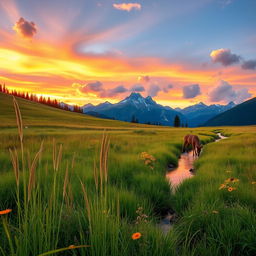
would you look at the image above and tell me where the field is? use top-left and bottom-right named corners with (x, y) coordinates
top-left (0, 93), bottom-right (255, 256)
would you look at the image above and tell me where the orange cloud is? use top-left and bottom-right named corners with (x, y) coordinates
top-left (113, 3), bottom-right (141, 12)
top-left (0, 31), bottom-right (255, 108)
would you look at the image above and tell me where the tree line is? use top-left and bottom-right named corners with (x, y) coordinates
top-left (0, 84), bottom-right (83, 113)
top-left (131, 114), bottom-right (188, 127)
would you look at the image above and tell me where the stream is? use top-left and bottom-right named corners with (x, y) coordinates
top-left (159, 133), bottom-right (227, 233)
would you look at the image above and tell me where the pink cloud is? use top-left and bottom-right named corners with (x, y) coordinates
top-left (113, 3), bottom-right (141, 12)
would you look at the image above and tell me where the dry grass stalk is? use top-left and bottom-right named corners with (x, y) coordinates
top-left (56, 144), bottom-right (63, 172)
top-left (104, 139), bottom-right (110, 183)
top-left (63, 163), bottom-right (69, 199)
top-left (93, 159), bottom-right (99, 191)
top-left (9, 147), bottom-right (19, 186)
top-left (63, 163), bottom-right (74, 211)
top-left (52, 139), bottom-right (63, 172)
top-left (13, 96), bottom-right (25, 173)
top-left (71, 152), bottom-right (76, 172)
top-left (81, 181), bottom-right (91, 223)
top-left (99, 133), bottom-right (110, 186)
top-left (28, 141), bottom-right (44, 201)
top-left (13, 96), bottom-right (23, 143)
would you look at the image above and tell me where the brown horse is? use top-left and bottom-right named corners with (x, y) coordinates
top-left (182, 134), bottom-right (202, 157)
top-left (182, 134), bottom-right (193, 153)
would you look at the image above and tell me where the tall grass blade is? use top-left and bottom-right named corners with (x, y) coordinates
top-left (28, 141), bottom-right (44, 201)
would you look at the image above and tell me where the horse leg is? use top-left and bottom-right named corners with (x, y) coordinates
top-left (182, 142), bottom-right (186, 153)
top-left (192, 144), bottom-right (195, 157)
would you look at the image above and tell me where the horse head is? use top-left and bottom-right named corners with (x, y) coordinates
top-left (197, 144), bottom-right (203, 156)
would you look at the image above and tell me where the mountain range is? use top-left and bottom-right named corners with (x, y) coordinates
top-left (83, 92), bottom-right (186, 126)
top-left (81, 92), bottom-right (237, 127)
top-left (204, 97), bottom-right (256, 126)
top-left (175, 101), bottom-right (236, 127)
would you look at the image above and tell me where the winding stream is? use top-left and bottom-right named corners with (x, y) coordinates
top-left (159, 133), bottom-right (227, 233)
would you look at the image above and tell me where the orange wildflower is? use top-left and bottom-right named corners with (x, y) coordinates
top-left (228, 187), bottom-right (236, 192)
top-left (132, 232), bottom-right (142, 240)
top-left (0, 209), bottom-right (12, 215)
top-left (225, 178), bottom-right (239, 183)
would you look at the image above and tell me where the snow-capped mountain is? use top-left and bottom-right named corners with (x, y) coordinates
top-left (175, 101), bottom-right (236, 127)
top-left (83, 92), bottom-right (186, 126)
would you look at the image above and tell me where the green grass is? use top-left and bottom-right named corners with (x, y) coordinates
top-left (172, 127), bottom-right (256, 256)
top-left (0, 93), bottom-right (255, 255)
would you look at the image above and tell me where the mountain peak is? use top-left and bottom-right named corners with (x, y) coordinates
top-left (227, 101), bottom-right (235, 107)
top-left (127, 92), bottom-right (143, 100)
top-left (98, 101), bottom-right (112, 107)
top-left (145, 95), bottom-right (156, 105)
top-left (197, 102), bottom-right (207, 106)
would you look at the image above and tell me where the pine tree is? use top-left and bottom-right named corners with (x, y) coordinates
top-left (174, 115), bottom-right (181, 127)
top-left (131, 115), bottom-right (138, 123)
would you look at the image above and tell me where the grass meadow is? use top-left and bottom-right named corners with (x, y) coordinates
top-left (0, 93), bottom-right (255, 256)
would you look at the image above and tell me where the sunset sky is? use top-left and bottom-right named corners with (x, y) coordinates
top-left (0, 0), bottom-right (255, 107)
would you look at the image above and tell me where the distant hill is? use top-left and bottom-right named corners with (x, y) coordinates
top-left (83, 92), bottom-right (186, 126)
top-left (0, 92), bottom-right (149, 129)
top-left (204, 97), bottom-right (256, 126)
top-left (175, 102), bottom-right (235, 127)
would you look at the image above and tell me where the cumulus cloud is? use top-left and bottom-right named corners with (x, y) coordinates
top-left (163, 84), bottom-right (173, 93)
top-left (241, 60), bottom-right (256, 70)
top-left (145, 83), bottom-right (173, 97)
top-left (209, 80), bottom-right (252, 104)
top-left (78, 81), bottom-right (104, 94)
top-left (13, 17), bottom-right (37, 38)
top-left (148, 84), bottom-right (161, 97)
top-left (182, 84), bottom-right (201, 99)
top-left (130, 84), bottom-right (145, 92)
top-left (101, 85), bottom-right (128, 97)
top-left (138, 75), bottom-right (150, 83)
top-left (210, 48), bottom-right (241, 66)
top-left (74, 81), bottom-right (128, 98)
top-left (113, 3), bottom-right (141, 11)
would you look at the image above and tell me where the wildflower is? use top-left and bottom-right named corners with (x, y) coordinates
top-left (225, 177), bottom-right (239, 183)
top-left (144, 159), bottom-right (151, 165)
top-left (212, 210), bottom-right (219, 214)
top-left (0, 209), bottom-right (12, 215)
top-left (251, 181), bottom-right (256, 185)
top-left (219, 184), bottom-right (226, 190)
top-left (228, 187), bottom-right (236, 192)
top-left (132, 232), bottom-right (142, 240)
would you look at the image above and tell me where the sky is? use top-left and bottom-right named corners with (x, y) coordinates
top-left (0, 0), bottom-right (255, 108)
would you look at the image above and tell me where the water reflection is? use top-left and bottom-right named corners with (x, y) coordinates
top-left (166, 151), bottom-right (196, 190)
top-left (166, 133), bottom-right (227, 190)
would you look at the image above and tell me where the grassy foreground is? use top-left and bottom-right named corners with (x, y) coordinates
top-left (0, 94), bottom-right (255, 256)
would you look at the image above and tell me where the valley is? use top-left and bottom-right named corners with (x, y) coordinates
top-left (0, 93), bottom-right (255, 256)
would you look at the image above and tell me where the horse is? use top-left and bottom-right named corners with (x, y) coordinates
top-left (182, 134), bottom-right (202, 157)
top-left (182, 134), bottom-right (193, 153)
